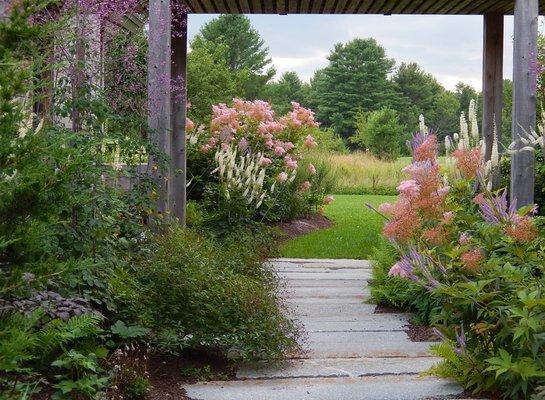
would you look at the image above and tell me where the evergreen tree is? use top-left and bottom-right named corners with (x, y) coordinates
top-left (263, 71), bottom-right (310, 115)
top-left (309, 38), bottom-right (397, 138)
top-left (393, 62), bottom-right (459, 138)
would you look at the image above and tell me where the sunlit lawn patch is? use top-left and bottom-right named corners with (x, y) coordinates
top-left (279, 194), bottom-right (396, 259)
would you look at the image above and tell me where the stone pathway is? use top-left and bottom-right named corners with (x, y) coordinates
top-left (185, 259), bottom-right (467, 400)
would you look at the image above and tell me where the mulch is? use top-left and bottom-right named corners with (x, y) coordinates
top-left (373, 304), bottom-right (405, 314)
top-left (146, 350), bottom-right (235, 400)
top-left (404, 322), bottom-right (441, 342)
top-left (275, 214), bottom-right (333, 241)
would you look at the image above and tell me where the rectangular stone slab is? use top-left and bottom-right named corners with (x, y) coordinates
top-left (284, 279), bottom-right (368, 288)
top-left (275, 272), bottom-right (371, 281)
top-left (185, 375), bottom-right (464, 400)
top-left (269, 258), bottom-right (373, 269)
top-left (281, 286), bottom-right (368, 298)
top-left (301, 331), bottom-right (433, 359)
top-left (286, 302), bottom-right (377, 317)
top-left (299, 314), bottom-right (409, 332)
top-left (236, 357), bottom-right (442, 379)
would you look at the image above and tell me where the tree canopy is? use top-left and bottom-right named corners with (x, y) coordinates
top-left (310, 38), bottom-right (397, 138)
top-left (190, 14), bottom-right (275, 100)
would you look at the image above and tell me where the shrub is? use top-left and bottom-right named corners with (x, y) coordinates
top-left (133, 227), bottom-right (299, 362)
top-left (187, 99), bottom-right (330, 224)
top-left (351, 108), bottom-right (403, 160)
top-left (370, 103), bottom-right (545, 398)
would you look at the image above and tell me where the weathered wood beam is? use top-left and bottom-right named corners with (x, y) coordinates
top-left (459, 0), bottom-right (490, 14)
top-left (423, 0), bottom-right (452, 14)
top-left (170, 11), bottom-right (188, 225)
top-left (148, 0), bottom-right (172, 217)
top-left (482, 13), bottom-right (503, 188)
top-left (511, 0), bottom-right (538, 207)
top-left (390, 0), bottom-right (413, 14)
top-left (368, 0), bottom-right (388, 13)
top-left (478, 0), bottom-right (508, 14)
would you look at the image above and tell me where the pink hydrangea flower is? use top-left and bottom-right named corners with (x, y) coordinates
top-left (274, 146), bottom-right (286, 156)
top-left (307, 163), bottom-right (317, 175)
top-left (260, 157), bottom-right (273, 166)
top-left (277, 172), bottom-right (288, 183)
top-left (304, 135), bottom-right (317, 148)
top-left (285, 156), bottom-right (298, 170)
top-left (283, 141), bottom-right (295, 151)
top-left (301, 181), bottom-right (311, 191)
top-left (211, 104), bottom-right (240, 133)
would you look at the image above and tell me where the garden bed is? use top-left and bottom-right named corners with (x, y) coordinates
top-left (275, 214), bottom-right (333, 241)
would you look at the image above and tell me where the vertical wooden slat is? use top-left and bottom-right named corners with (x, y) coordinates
top-left (148, 0), bottom-right (171, 217)
top-left (482, 13), bottom-right (504, 188)
top-left (511, 0), bottom-right (538, 207)
top-left (170, 11), bottom-right (188, 225)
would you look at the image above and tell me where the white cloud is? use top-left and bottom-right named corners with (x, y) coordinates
top-left (271, 49), bottom-right (329, 81)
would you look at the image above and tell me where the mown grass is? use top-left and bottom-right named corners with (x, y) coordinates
top-left (279, 194), bottom-right (396, 259)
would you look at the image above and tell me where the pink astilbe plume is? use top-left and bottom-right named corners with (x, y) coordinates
top-left (379, 132), bottom-right (448, 243)
top-left (413, 134), bottom-right (439, 163)
top-left (453, 147), bottom-right (483, 179)
top-left (460, 248), bottom-right (484, 271)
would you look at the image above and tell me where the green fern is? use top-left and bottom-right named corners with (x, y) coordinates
top-left (36, 314), bottom-right (103, 353)
top-left (428, 342), bottom-right (465, 381)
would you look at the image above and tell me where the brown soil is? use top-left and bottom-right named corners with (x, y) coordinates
top-left (275, 214), bottom-right (333, 241)
top-left (373, 304), bottom-right (405, 314)
top-left (404, 321), bottom-right (440, 342)
top-left (147, 350), bottom-right (235, 399)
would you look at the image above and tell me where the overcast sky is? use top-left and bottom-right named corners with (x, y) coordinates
top-left (187, 14), bottom-right (531, 92)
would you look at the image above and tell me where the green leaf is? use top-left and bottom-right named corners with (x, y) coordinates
top-left (110, 320), bottom-right (150, 339)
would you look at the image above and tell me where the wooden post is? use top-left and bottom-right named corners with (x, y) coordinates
top-left (148, 0), bottom-right (172, 217)
top-left (170, 10), bottom-right (188, 225)
top-left (511, 0), bottom-right (538, 207)
top-left (482, 13), bottom-right (503, 162)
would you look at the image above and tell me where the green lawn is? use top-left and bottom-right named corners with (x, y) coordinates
top-left (279, 194), bottom-right (396, 259)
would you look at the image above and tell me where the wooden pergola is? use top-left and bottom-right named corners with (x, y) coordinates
top-left (149, 0), bottom-right (542, 224)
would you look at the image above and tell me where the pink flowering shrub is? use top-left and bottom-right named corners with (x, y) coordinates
top-left (186, 99), bottom-right (332, 224)
top-left (370, 121), bottom-right (545, 397)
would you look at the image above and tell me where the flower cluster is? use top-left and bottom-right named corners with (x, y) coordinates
top-left (212, 146), bottom-right (268, 209)
top-left (188, 99), bottom-right (326, 217)
top-left (380, 129), bottom-right (449, 243)
top-left (474, 190), bottom-right (538, 243)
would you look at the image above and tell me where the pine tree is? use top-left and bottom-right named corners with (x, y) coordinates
top-left (309, 38), bottom-right (397, 138)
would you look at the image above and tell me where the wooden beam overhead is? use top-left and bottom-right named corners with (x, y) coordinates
top-left (181, 0), bottom-right (544, 13)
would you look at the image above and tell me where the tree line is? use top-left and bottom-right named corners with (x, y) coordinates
top-left (188, 14), bottom-right (513, 155)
